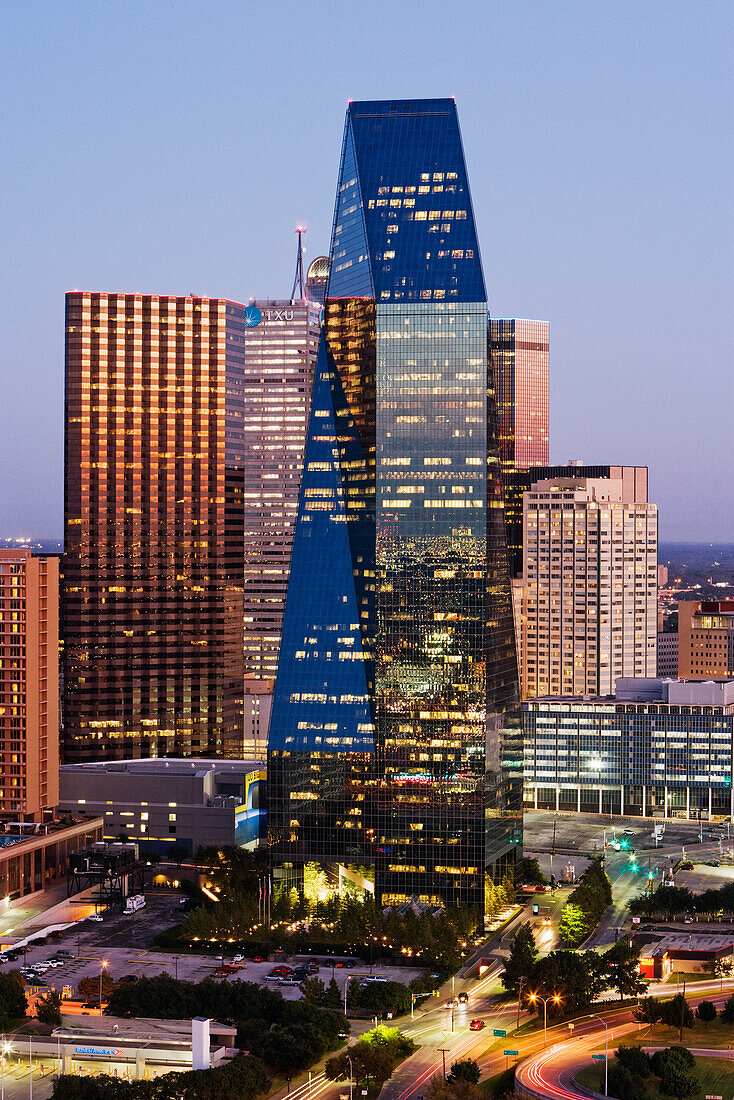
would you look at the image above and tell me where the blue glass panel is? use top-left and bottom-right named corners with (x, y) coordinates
top-left (269, 332), bottom-right (375, 752)
top-left (344, 99), bottom-right (486, 304)
top-left (327, 117), bottom-right (374, 299)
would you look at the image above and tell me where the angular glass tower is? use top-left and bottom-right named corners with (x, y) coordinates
top-left (269, 99), bottom-right (521, 911)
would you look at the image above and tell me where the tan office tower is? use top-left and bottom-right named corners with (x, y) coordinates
top-left (242, 300), bottom-right (320, 754)
top-left (63, 292), bottom-right (247, 762)
top-left (0, 550), bottom-right (59, 820)
top-left (521, 476), bottom-right (657, 697)
top-left (678, 601), bottom-right (734, 679)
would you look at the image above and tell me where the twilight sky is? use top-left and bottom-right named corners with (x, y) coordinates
top-left (1, 1), bottom-right (732, 541)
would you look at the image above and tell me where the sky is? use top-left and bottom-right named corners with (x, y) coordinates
top-left (1, 1), bottom-right (732, 541)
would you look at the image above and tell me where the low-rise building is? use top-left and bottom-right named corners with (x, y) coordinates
top-left (679, 601), bottom-right (734, 679)
top-left (0, 816), bottom-right (103, 904)
top-left (636, 933), bottom-right (734, 980)
top-left (59, 759), bottom-right (265, 855)
top-left (523, 677), bottom-right (734, 819)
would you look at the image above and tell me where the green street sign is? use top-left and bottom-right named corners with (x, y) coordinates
top-left (493, 1029), bottom-right (507, 1037)
top-left (504, 1050), bottom-right (519, 1057)
top-left (592, 1055), bottom-right (606, 1061)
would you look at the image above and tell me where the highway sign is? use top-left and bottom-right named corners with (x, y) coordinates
top-left (592, 1055), bottom-right (607, 1061)
top-left (504, 1050), bottom-right (519, 1057)
top-left (493, 1028), bottom-right (507, 1037)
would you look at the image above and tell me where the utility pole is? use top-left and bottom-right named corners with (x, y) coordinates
top-left (679, 981), bottom-right (686, 1043)
top-left (438, 1049), bottom-right (449, 1080)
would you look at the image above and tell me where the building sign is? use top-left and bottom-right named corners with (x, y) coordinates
top-left (262, 309), bottom-right (294, 322)
top-left (75, 1047), bottom-right (123, 1058)
top-left (244, 306), bottom-right (262, 328)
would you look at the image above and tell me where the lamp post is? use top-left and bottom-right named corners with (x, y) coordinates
top-left (591, 1014), bottom-right (609, 1096)
top-left (29, 1032), bottom-right (32, 1100)
top-left (346, 1054), bottom-right (353, 1100)
top-left (1, 1039), bottom-right (8, 1100)
top-left (516, 976), bottom-right (527, 1030)
top-left (527, 992), bottom-right (561, 1048)
top-left (99, 959), bottom-right (108, 1013)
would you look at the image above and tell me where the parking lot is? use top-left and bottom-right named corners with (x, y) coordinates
top-left (2, 894), bottom-right (424, 1004)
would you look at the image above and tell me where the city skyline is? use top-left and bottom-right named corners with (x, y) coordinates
top-left (1, 3), bottom-right (732, 542)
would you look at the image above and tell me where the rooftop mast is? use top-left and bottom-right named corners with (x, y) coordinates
top-left (291, 225), bottom-right (306, 300)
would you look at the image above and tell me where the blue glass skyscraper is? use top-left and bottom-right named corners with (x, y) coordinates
top-left (269, 99), bottom-right (521, 911)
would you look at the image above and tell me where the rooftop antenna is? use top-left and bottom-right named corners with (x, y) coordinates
top-left (291, 225), bottom-right (306, 300)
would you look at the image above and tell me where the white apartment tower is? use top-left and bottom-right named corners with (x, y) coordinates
top-left (242, 299), bottom-right (321, 753)
top-left (521, 476), bottom-right (657, 698)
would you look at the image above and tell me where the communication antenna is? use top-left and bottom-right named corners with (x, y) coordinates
top-left (291, 225), bottom-right (306, 300)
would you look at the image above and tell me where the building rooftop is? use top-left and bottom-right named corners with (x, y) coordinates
top-left (55, 1016), bottom-right (237, 1046)
top-left (526, 677), bottom-right (734, 708)
top-left (60, 757), bottom-right (265, 777)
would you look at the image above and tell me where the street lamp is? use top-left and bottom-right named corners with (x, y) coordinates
top-left (516, 976), bottom-right (527, 1030)
top-left (527, 992), bottom-right (561, 1048)
top-left (346, 1054), bottom-right (353, 1100)
top-left (591, 1014), bottom-right (609, 1096)
top-left (99, 959), bottom-right (108, 1013)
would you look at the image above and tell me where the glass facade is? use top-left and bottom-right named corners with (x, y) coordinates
top-left (63, 293), bottom-right (246, 762)
top-left (269, 99), bottom-right (521, 912)
top-left (524, 694), bottom-right (734, 819)
top-left (489, 319), bottom-right (549, 471)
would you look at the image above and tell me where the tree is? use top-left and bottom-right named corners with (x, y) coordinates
top-left (651, 1047), bottom-right (699, 1100)
top-left (324, 977), bottom-right (342, 1011)
top-left (529, 950), bottom-right (607, 1017)
top-left (515, 858), bottom-right (548, 887)
top-left (78, 970), bottom-right (115, 1001)
top-left (36, 990), bottom-right (63, 1027)
top-left (502, 922), bottom-right (538, 992)
top-left (634, 997), bottom-right (662, 1025)
top-left (659, 994), bottom-right (694, 1041)
top-left (650, 886), bottom-right (695, 920)
top-left (426, 1077), bottom-right (484, 1100)
top-left (448, 1060), bottom-right (481, 1085)
top-left (349, 980), bottom-right (411, 1017)
top-left (607, 1062), bottom-right (648, 1100)
top-left (615, 1046), bottom-right (652, 1078)
top-left (695, 1000), bottom-right (717, 1027)
top-left (721, 994), bottom-right (734, 1024)
top-left (558, 903), bottom-right (590, 947)
top-left (0, 971), bottom-right (27, 1026)
top-left (604, 940), bottom-right (648, 1001)
top-left (300, 977), bottom-right (326, 1007)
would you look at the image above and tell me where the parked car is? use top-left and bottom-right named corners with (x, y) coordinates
top-left (307, 961), bottom-right (320, 972)
top-left (469, 1019), bottom-right (485, 1031)
top-left (232, 954), bottom-right (245, 963)
top-left (252, 955), bottom-right (266, 963)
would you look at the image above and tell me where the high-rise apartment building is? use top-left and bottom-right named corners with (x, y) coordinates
top-left (0, 550), bottom-right (59, 820)
top-left (490, 319), bottom-right (549, 470)
top-left (521, 475), bottom-right (657, 698)
top-left (242, 300), bottom-right (321, 686)
top-left (63, 293), bottom-right (247, 762)
top-left (268, 99), bottom-right (521, 912)
top-left (504, 463), bottom-right (649, 579)
top-left (241, 299), bottom-right (320, 755)
top-left (678, 601), bottom-right (734, 679)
